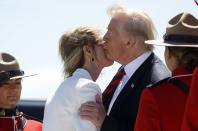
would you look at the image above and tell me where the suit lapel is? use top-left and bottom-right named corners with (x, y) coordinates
top-left (104, 92), bottom-right (114, 111)
top-left (108, 53), bottom-right (155, 115)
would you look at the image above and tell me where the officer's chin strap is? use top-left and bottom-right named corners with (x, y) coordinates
top-left (12, 116), bottom-right (18, 131)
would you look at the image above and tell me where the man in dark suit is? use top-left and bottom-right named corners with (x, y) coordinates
top-left (79, 5), bottom-right (170, 131)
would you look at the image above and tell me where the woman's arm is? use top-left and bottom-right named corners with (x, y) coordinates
top-left (73, 82), bottom-right (102, 131)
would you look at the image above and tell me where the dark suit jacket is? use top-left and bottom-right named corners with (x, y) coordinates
top-left (101, 52), bottom-right (171, 131)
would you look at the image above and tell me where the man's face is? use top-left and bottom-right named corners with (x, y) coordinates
top-left (103, 18), bottom-right (127, 63)
top-left (0, 79), bottom-right (22, 109)
top-left (94, 45), bottom-right (114, 67)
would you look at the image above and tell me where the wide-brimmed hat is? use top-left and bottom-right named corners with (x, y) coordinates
top-left (0, 52), bottom-right (36, 83)
top-left (145, 12), bottom-right (198, 47)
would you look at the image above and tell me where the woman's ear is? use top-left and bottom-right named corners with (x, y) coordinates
top-left (83, 45), bottom-right (91, 55)
top-left (165, 46), bottom-right (171, 60)
top-left (165, 46), bottom-right (177, 71)
top-left (83, 45), bottom-right (94, 60)
top-left (83, 45), bottom-right (95, 63)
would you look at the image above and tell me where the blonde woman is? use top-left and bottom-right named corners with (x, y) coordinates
top-left (42, 26), bottom-right (113, 131)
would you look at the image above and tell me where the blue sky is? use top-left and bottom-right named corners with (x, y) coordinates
top-left (1, 0), bottom-right (197, 100)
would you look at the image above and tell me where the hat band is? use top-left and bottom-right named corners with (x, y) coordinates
top-left (0, 70), bottom-right (24, 83)
top-left (163, 34), bottom-right (198, 44)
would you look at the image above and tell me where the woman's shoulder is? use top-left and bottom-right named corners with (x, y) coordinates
top-left (75, 78), bottom-right (101, 94)
top-left (143, 76), bottom-right (189, 102)
top-left (51, 72), bottom-right (101, 99)
top-left (61, 70), bottom-right (100, 89)
top-left (143, 82), bottom-right (169, 97)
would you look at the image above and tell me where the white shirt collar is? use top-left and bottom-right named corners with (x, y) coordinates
top-left (73, 68), bottom-right (93, 80)
top-left (124, 51), bottom-right (152, 78)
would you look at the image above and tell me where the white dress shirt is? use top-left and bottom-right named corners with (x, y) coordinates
top-left (107, 52), bottom-right (152, 115)
top-left (43, 68), bottom-right (101, 131)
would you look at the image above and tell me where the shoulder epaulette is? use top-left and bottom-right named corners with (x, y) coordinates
top-left (22, 113), bottom-right (42, 123)
top-left (146, 77), bottom-right (190, 94)
top-left (146, 77), bottom-right (171, 88)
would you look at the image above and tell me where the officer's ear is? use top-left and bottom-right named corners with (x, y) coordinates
top-left (165, 47), bottom-right (171, 59)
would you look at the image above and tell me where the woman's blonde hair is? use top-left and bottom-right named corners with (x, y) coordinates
top-left (107, 5), bottom-right (157, 51)
top-left (59, 25), bottom-right (103, 78)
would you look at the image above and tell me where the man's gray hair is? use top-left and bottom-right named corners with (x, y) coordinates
top-left (107, 4), bottom-right (157, 51)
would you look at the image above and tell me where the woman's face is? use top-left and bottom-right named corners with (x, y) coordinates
top-left (0, 79), bottom-right (22, 109)
top-left (94, 44), bottom-right (114, 68)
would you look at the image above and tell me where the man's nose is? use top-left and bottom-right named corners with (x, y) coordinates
top-left (103, 43), bottom-right (108, 49)
top-left (101, 44), bottom-right (105, 48)
top-left (103, 32), bottom-right (108, 41)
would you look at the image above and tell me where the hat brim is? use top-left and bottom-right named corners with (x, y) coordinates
top-left (10, 74), bottom-right (38, 80)
top-left (145, 40), bottom-right (198, 47)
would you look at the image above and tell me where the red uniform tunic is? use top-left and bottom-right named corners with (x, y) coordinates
top-left (135, 68), bottom-right (192, 131)
top-left (181, 67), bottom-right (198, 131)
top-left (0, 108), bottom-right (42, 131)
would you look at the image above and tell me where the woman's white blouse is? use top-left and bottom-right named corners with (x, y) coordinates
top-left (43, 69), bottom-right (101, 131)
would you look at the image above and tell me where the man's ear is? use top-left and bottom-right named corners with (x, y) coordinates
top-left (126, 37), bottom-right (136, 48)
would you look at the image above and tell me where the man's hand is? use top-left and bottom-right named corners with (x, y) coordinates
top-left (79, 94), bottom-right (106, 128)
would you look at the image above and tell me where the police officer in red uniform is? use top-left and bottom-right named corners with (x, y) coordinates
top-left (135, 12), bottom-right (198, 131)
top-left (181, 67), bottom-right (198, 131)
top-left (0, 52), bottom-right (42, 131)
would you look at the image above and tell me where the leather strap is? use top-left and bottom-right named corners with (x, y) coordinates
top-left (21, 116), bottom-right (27, 131)
top-left (147, 77), bottom-right (189, 94)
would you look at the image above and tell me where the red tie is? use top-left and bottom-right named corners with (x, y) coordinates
top-left (102, 68), bottom-right (125, 103)
top-left (195, 0), bottom-right (198, 5)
